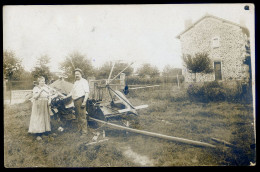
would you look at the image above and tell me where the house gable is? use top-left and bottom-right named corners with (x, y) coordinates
top-left (176, 14), bottom-right (249, 39)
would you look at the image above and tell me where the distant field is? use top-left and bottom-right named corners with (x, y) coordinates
top-left (4, 85), bottom-right (256, 167)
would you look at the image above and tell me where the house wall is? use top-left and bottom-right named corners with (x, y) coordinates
top-left (180, 17), bottom-right (249, 82)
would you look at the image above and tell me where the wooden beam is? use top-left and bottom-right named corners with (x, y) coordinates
top-left (211, 138), bottom-right (235, 147)
top-left (89, 117), bottom-right (216, 148)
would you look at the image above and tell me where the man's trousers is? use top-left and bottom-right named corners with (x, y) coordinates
top-left (73, 96), bottom-right (88, 134)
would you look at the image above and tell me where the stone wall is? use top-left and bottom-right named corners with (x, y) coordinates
top-left (180, 17), bottom-right (249, 82)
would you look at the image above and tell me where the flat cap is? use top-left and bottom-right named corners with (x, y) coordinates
top-left (74, 68), bottom-right (83, 75)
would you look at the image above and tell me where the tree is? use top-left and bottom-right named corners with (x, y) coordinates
top-left (243, 40), bottom-right (252, 82)
top-left (162, 65), bottom-right (182, 77)
top-left (3, 50), bottom-right (23, 80)
top-left (60, 51), bottom-right (94, 82)
top-left (31, 55), bottom-right (53, 83)
top-left (162, 65), bottom-right (182, 83)
top-left (20, 69), bottom-right (34, 81)
top-left (96, 61), bottom-right (134, 79)
top-left (137, 63), bottom-right (160, 78)
top-left (182, 52), bottom-right (213, 82)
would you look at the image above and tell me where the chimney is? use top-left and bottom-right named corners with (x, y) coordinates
top-left (184, 19), bottom-right (193, 29)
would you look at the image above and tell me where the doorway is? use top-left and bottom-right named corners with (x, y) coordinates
top-left (214, 61), bottom-right (222, 80)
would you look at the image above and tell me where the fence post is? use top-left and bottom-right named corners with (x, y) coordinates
top-left (3, 78), bottom-right (8, 104)
top-left (10, 80), bottom-right (12, 104)
top-left (88, 77), bottom-right (96, 99)
top-left (120, 73), bottom-right (126, 90)
top-left (177, 74), bottom-right (180, 89)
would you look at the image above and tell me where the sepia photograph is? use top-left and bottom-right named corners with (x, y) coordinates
top-left (3, 4), bottom-right (256, 167)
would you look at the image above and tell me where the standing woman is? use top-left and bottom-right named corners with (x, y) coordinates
top-left (28, 76), bottom-right (51, 138)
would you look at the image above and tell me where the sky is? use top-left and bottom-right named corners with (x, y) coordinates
top-left (3, 4), bottom-right (255, 73)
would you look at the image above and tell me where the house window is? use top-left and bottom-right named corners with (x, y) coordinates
top-left (212, 36), bottom-right (220, 48)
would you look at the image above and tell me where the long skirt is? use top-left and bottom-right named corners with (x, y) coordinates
top-left (28, 99), bottom-right (51, 133)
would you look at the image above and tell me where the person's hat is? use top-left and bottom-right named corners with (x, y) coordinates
top-left (74, 68), bottom-right (83, 75)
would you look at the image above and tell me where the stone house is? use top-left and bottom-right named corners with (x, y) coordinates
top-left (176, 14), bottom-right (250, 82)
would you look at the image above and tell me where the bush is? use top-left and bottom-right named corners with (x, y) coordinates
top-left (187, 81), bottom-right (252, 103)
top-left (203, 82), bottom-right (226, 102)
top-left (187, 84), bottom-right (203, 101)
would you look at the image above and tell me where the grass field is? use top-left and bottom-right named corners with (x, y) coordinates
top-left (4, 85), bottom-right (256, 167)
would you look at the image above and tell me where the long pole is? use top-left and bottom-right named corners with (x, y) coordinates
top-left (89, 117), bottom-right (216, 148)
top-left (45, 84), bottom-right (65, 97)
top-left (107, 62), bottom-right (134, 84)
top-left (68, 57), bottom-right (75, 70)
top-left (107, 62), bottom-right (116, 83)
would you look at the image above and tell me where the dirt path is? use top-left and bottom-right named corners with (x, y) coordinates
top-left (121, 146), bottom-right (153, 166)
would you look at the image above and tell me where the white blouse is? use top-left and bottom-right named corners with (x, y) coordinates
top-left (33, 86), bottom-right (50, 99)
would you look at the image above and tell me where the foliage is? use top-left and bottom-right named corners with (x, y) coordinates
top-left (162, 65), bottom-right (183, 83)
top-left (187, 81), bottom-right (229, 102)
top-left (187, 81), bottom-right (252, 103)
top-left (3, 50), bottom-right (23, 80)
top-left (243, 40), bottom-right (252, 82)
top-left (19, 69), bottom-right (33, 81)
top-left (31, 55), bottom-right (53, 83)
top-left (162, 65), bottom-right (182, 77)
top-left (182, 53), bottom-right (213, 82)
top-left (9, 69), bottom-right (35, 90)
top-left (60, 51), bottom-right (94, 82)
top-left (136, 63), bottom-right (160, 78)
top-left (96, 61), bottom-right (134, 80)
top-left (130, 76), bottom-right (160, 85)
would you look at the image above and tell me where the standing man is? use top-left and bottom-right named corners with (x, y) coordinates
top-left (63, 68), bottom-right (89, 138)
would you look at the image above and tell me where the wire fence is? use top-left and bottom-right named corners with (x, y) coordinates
top-left (3, 76), bottom-right (184, 105)
top-left (4, 80), bottom-right (34, 104)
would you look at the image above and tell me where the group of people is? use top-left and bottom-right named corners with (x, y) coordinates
top-left (28, 68), bottom-right (90, 139)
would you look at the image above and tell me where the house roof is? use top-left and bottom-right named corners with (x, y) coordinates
top-left (176, 14), bottom-right (250, 39)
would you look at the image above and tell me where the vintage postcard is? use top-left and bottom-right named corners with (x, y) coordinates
top-left (3, 4), bottom-right (255, 167)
